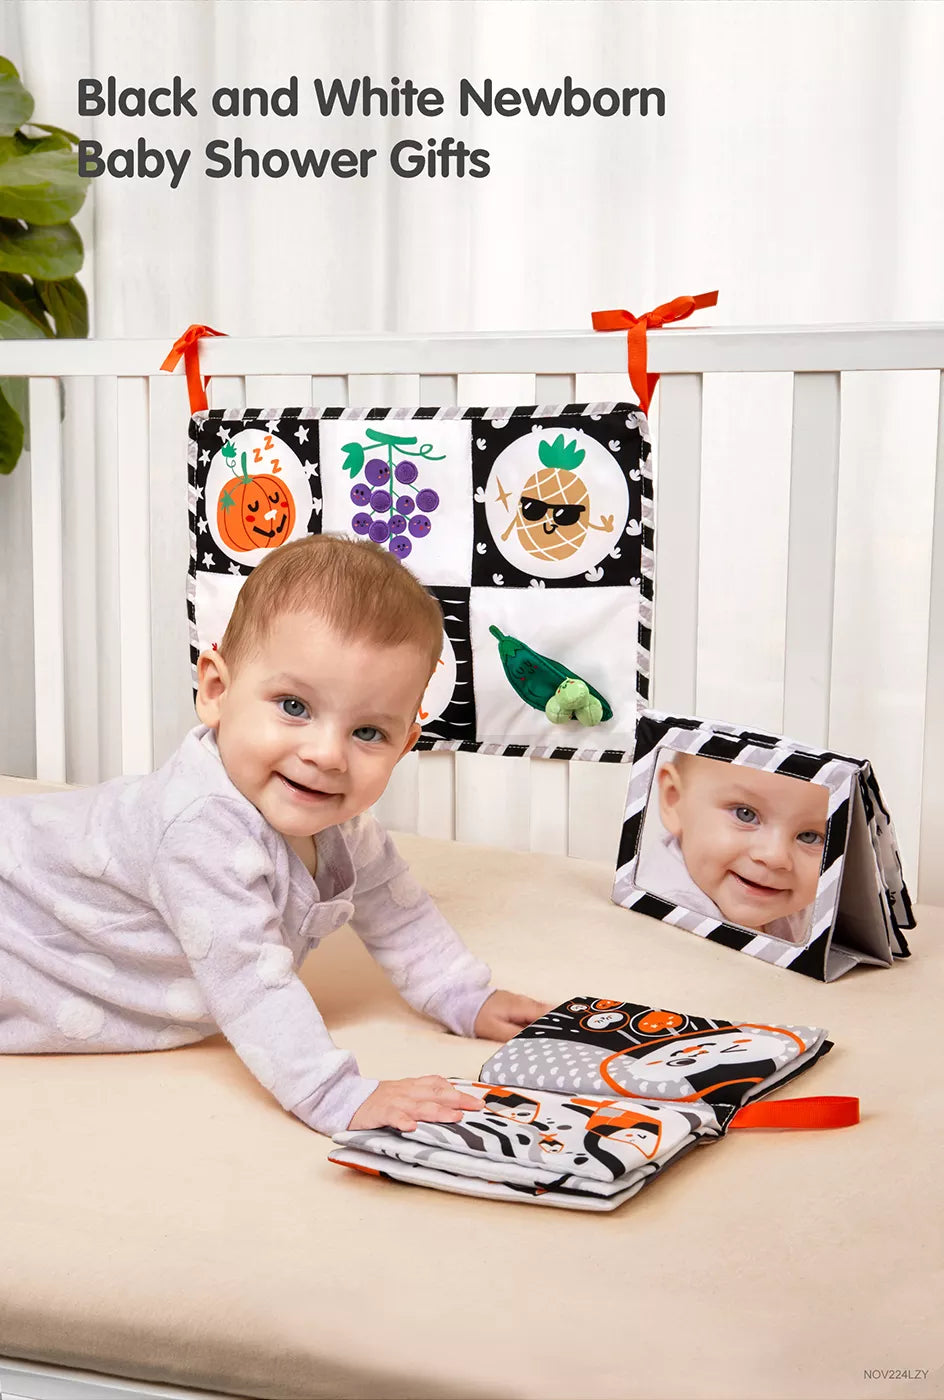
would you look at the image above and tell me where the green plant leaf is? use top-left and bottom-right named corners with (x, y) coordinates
top-left (0, 373), bottom-right (28, 450)
top-left (0, 148), bottom-right (87, 225)
top-left (0, 130), bottom-right (72, 163)
top-left (28, 121), bottom-right (80, 145)
top-left (0, 59), bottom-right (33, 137)
top-left (0, 272), bottom-right (54, 337)
top-left (0, 379), bottom-right (25, 473)
top-left (16, 129), bottom-right (73, 155)
top-left (1, 270), bottom-right (52, 327)
top-left (0, 218), bottom-right (82, 279)
top-left (36, 276), bottom-right (88, 337)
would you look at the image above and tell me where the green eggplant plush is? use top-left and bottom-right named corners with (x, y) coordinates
top-left (488, 625), bottom-right (613, 723)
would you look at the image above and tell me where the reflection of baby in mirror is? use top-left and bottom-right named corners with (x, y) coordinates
top-left (646, 753), bottom-right (829, 943)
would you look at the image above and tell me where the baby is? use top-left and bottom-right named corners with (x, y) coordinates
top-left (641, 751), bottom-right (829, 943)
top-left (0, 535), bottom-right (550, 1135)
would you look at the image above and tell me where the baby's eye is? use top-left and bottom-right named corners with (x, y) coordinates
top-left (353, 725), bottom-right (385, 744)
top-left (732, 805), bottom-right (759, 825)
top-left (277, 697), bottom-right (308, 720)
top-left (797, 829), bottom-right (825, 847)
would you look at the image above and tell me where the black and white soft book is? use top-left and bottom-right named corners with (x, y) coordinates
top-left (328, 995), bottom-right (852, 1212)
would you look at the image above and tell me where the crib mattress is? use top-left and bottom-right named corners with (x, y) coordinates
top-left (0, 773), bottom-right (940, 1400)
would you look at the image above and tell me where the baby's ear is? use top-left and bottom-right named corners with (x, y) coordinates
top-left (195, 648), bottom-right (230, 727)
top-left (398, 721), bottom-right (422, 760)
top-left (657, 761), bottom-right (684, 837)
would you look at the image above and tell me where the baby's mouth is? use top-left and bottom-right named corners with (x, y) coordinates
top-left (730, 871), bottom-right (788, 899)
top-left (278, 774), bottom-right (340, 802)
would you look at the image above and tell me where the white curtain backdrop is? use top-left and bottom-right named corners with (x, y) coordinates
top-left (1, 0), bottom-right (942, 879)
top-left (4, 0), bottom-right (944, 337)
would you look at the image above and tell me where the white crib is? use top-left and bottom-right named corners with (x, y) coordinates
top-left (0, 322), bottom-right (942, 1400)
top-left (1, 324), bottom-right (942, 899)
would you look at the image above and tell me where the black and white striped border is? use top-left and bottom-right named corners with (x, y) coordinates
top-left (612, 711), bottom-right (869, 980)
top-left (186, 402), bottom-right (653, 764)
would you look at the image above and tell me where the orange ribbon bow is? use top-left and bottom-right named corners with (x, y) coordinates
top-left (592, 290), bottom-right (718, 416)
top-left (160, 324), bottom-right (228, 413)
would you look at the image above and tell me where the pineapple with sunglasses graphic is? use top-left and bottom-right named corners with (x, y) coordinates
top-left (499, 434), bottom-right (614, 562)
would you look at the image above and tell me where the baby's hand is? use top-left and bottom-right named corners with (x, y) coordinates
top-left (474, 990), bottom-right (554, 1042)
top-left (347, 1076), bottom-right (483, 1134)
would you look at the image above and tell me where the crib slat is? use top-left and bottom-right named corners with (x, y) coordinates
top-left (28, 378), bottom-right (66, 783)
top-left (373, 751), bottom-right (419, 833)
top-left (918, 371), bottom-right (944, 904)
top-left (653, 374), bottom-right (703, 713)
top-left (455, 750), bottom-right (530, 850)
top-left (783, 372), bottom-right (841, 745)
top-left (415, 751), bottom-right (456, 840)
top-left (347, 375), bottom-right (421, 406)
top-left (528, 760), bottom-right (569, 855)
top-left (207, 377), bottom-right (245, 410)
top-left (61, 377), bottom-right (102, 785)
top-left (244, 376), bottom-right (313, 409)
top-left (567, 762), bottom-right (630, 864)
top-left (148, 373), bottom-right (196, 768)
top-left (116, 378), bottom-right (154, 774)
top-left (93, 378), bottom-right (124, 779)
top-left (311, 376), bottom-right (348, 406)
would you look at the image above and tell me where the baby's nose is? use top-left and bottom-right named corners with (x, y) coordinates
top-left (299, 726), bottom-right (347, 773)
top-left (754, 828), bottom-right (793, 869)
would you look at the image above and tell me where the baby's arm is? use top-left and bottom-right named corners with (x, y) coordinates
top-left (149, 796), bottom-right (381, 1136)
top-left (346, 815), bottom-right (496, 1036)
top-left (346, 817), bottom-right (552, 1040)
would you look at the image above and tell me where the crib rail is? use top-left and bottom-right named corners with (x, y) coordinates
top-left (1, 327), bottom-right (942, 903)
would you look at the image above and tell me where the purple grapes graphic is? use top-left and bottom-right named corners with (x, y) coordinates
top-left (348, 449), bottom-right (440, 556)
top-left (365, 459), bottom-right (390, 487)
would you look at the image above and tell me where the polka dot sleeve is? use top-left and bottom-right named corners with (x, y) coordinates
top-left (348, 818), bottom-right (495, 1039)
top-left (148, 796), bottom-right (376, 1135)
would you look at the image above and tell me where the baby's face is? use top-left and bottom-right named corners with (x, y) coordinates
top-left (198, 611), bottom-right (429, 840)
top-left (658, 755), bottom-right (828, 931)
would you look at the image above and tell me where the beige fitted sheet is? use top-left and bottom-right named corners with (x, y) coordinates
top-left (0, 774), bottom-right (941, 1400)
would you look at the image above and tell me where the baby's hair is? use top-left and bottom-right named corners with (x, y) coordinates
top-left (218, 534), bottom-right (443, 676)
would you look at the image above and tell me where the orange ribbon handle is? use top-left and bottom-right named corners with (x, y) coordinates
top-left (729, 1095), bottom-right (860, 1131)
top-left (592, 290), bottom-right (718, 416)
top-left (160, 324), bottom-right (228, 413)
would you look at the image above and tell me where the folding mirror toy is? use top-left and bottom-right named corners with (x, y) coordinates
top-left (612, 711), bottom-right (915, 981)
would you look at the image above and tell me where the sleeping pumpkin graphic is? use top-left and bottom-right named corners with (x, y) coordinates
top-left (217, 438), bottom-right (296, 552)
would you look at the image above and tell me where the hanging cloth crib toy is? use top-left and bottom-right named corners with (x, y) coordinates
top-left (162, 293), bottom-right (717, 762)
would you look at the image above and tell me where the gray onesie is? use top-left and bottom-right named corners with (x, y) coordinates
top-left (0, 724), bottom-right (494, 1134)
